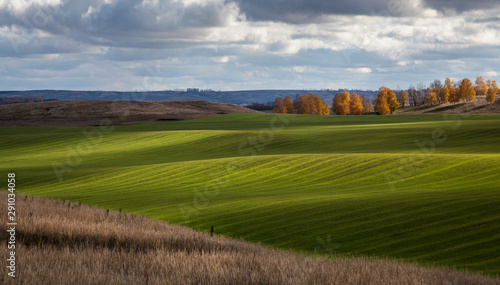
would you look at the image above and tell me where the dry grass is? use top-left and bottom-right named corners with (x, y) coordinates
top-left (0, 100), bottom-right (259, 126)
top-left (1, 192), bottom-right (499, 285)
top-left (395, 96), bottom-right (500, 115)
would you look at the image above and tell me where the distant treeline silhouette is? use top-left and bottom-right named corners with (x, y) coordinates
top-left (0, 97), bottom-right (57, 105)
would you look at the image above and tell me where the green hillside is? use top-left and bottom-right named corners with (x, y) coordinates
top-left (2, 113), bottom-right (500, 275)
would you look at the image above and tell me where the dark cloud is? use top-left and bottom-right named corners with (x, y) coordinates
top-left (233, 0), bottom-right (500, 22)
top-left (231, 0), bottom-right (391, 22)
top-left (422, 0), bottom-right (500, 13)
top-left (0, 0), bottom-right (241, 49)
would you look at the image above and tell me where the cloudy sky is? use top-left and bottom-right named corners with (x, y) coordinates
top-left (1, 0), bottom-right (499, 91)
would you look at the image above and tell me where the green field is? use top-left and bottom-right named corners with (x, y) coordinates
top-left (2, 113), bottom-right (500, 275)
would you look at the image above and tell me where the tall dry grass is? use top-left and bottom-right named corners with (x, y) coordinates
top-left (1, 192), bottom-right (499, 285)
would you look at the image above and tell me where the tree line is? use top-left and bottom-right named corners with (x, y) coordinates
top-left (0, 97), bottom-right (45, 105)
top-left (274, 94), bottom-right (331, 115)
top-left (273, 76), bottom-right (499, 116)
top-left (273, 92), bottom-right (375, 115)
top-left (396, 77), bottom-right (498, 108)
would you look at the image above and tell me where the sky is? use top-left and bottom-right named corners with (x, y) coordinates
top-left (0, 0), bottom-right (499, 91)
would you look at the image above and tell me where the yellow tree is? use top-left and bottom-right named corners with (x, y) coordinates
top-left (321, 102), bottom-right (330, 115)
top-left (350, 92), bottom-right (364, 115)
top-left (397, 91), bottom-right (409, 108)
top-left (273, 97), bottom-right (287, 113)
top-left (314, 96), bottom-right (323, 115)
top-left (444, 78), bottom-right (460, 104)
top-left (475, 77), bottom-right (488, 95)
top-left (486, 80), bottom-right (499, 104)
top-left (332, 90), bottom-right (351, 115)
top-left (375, 87), bottom-right (391, 115)
top-left (439, 87), bottom-right (450, 103)
top-left (444, 79), bottom-right (460, 105)
top-left (387, 88), bottom-right (399, 114)
top-left (458, 78), bottom-right (476, 103)
top-left (424, 91), bottom-right (438, 105)
top-left (283, 95), bottom-right (294, 114)
top-left (296, 94), bottom-right (329, 115)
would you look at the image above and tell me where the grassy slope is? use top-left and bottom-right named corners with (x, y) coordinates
top-left (1, 113), bottom-right (500, 275)
top-left (3, 193), bottom-right (499, 285)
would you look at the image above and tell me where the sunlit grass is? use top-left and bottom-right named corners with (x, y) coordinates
top-left (1, 113), bottom-right (500, 274)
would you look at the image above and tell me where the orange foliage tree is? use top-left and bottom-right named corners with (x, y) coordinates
top-left (439, 87), bottom-right (450, 103)
top-left (486, 79), bottom-right (499, 104)
top-left (273, 97), bottom-right (287, 113)
top-left (387, 89), bottom-right (399, 114)
top-left (440, 78), bottom-right (455, 103)
top-left (283, 95), bottom-right (294, 114)
top-left (297, 95), bottom-right (308, 114)
top-left (448, 81), bottom-right (461, 105)
top-left (424, 91), bottom-right (438, 105)
top-left (297, 94), bottom-right (329, 115)
top-left (332, 90), bottom-right (351, 115)
top-left (349, 92), bottom-right (364, 115)
top-left (375, 86), bottom-right (398, 115)
top-left (458, 78), bottom-right (476, 103)
top-left (322, 102), bottom-right (330, 115)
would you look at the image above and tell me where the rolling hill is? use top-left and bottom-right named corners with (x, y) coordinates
top-left (1, 113), bottom-right (500, 276)
top-left (2, 192), bottom-right (498, 284)
top-left (0, 100), bottom-right (259, 126)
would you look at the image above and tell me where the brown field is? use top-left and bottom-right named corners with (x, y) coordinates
top-left (1, 192), bottom-right (499, 285)
top-left (0, 100), bottom-right (259, 127)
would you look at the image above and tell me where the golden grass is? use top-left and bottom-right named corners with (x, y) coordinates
top-left (1, 192), bottom-right (499, 285)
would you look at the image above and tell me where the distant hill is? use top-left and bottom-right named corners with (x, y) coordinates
top-left (0, 89), bottom-right (378, 105)
top-left (0, 100), bottom-right (259, 127)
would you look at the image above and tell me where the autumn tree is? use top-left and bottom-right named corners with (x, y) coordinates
top-left (321, 102), bottom-right (330, 115)
top-left (314, 96), bottom-right (323, 115)
top-left (349, 92), bottom-right (364, 115)
top-left (387, 89), bottom-right (399, 114)
top-left (439, 86), bottom-right (450, 103)
top-left (424, 90), bottom-right (438, 105)
top-left (273, 97), bottom-right (287, 113)
top-left (296, 94), bottom-right (329, 115)
top-left (375, 86), bottom-right (394, 115)
top-left (283, 95), bottom-right (294, 114)
top-left (475, 77), bottom-right (488, 95)
top-left (301, 94), bottom-right (317, 114)
top-left (447, 79), bottom-right (460, 105)
top-left (332, 90), bottom-right (351, 115)
top-left (486, 79), bottom-right (499, 104)
top-left (397, 90), bottom-right (409, 108)
top-left (362, 97), bottom-right (374, 113)
top-left (297, 95), bottom-right (308, 114)
top-left (458, 78), bottom-right (476, 103)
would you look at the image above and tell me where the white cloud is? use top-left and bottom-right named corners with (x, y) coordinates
top-left (346, 67), bottom-right (372, 74)
top-left (482, 71), bottom-right (498, 77)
